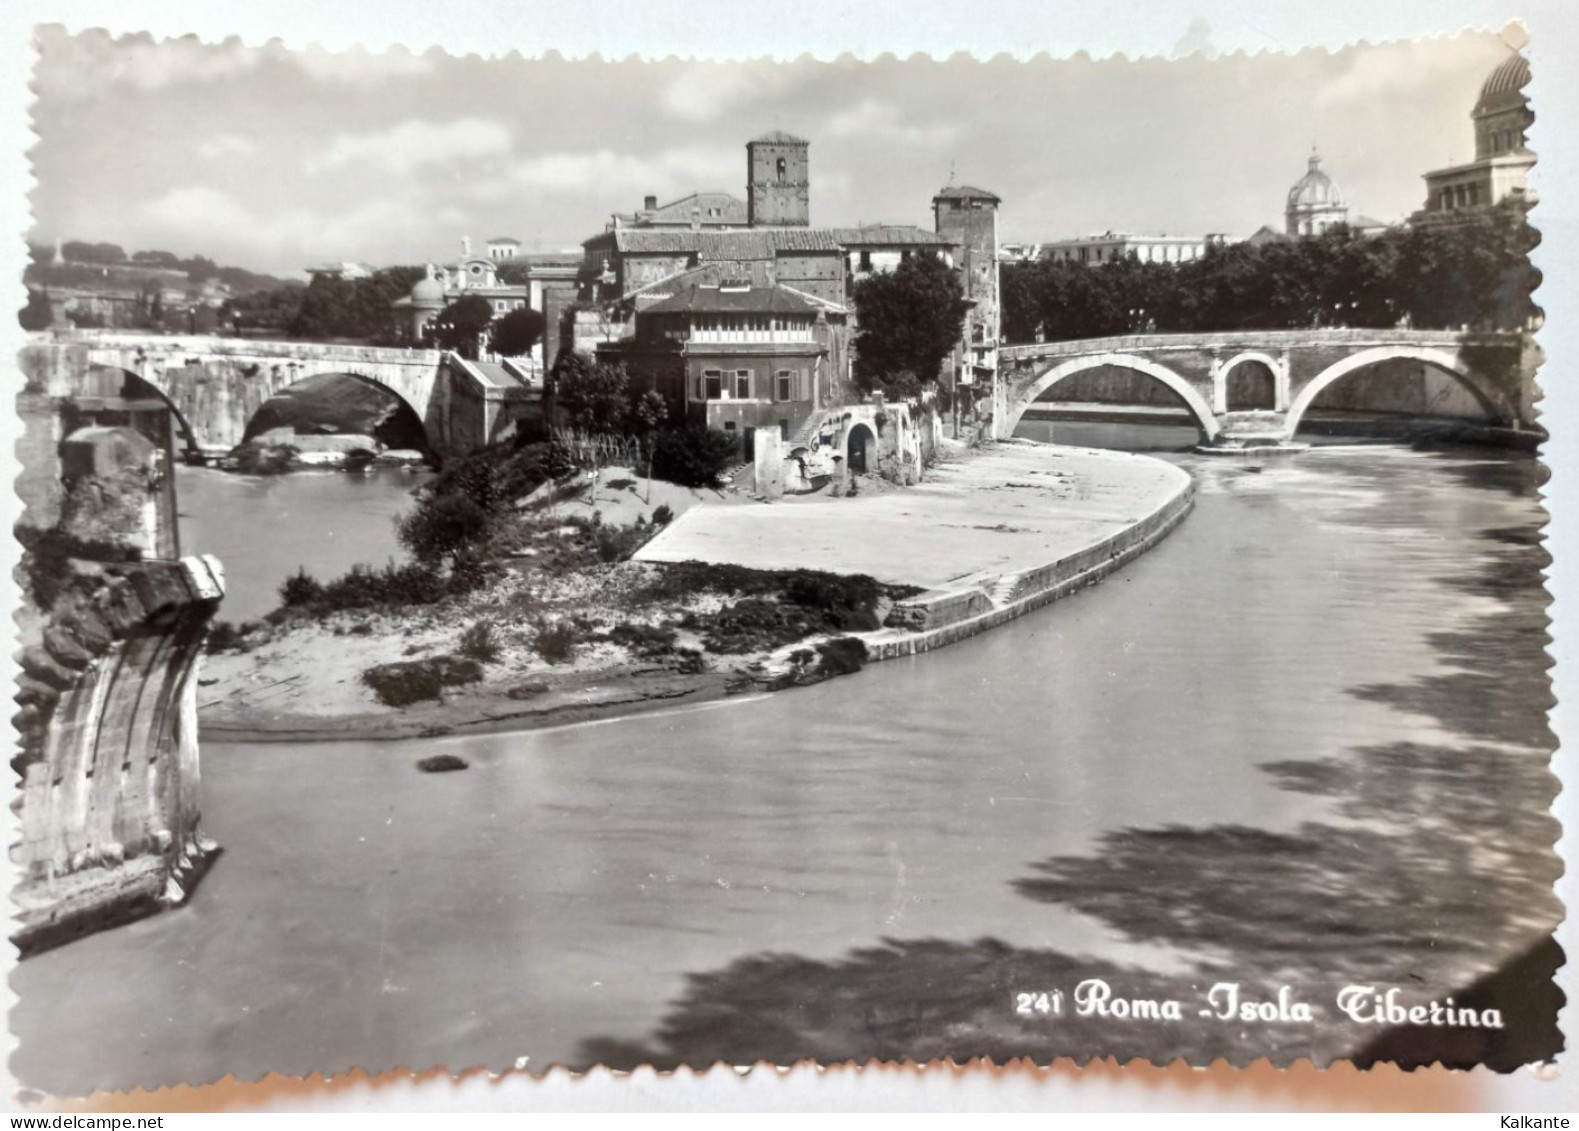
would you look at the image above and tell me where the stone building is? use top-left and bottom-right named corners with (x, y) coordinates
top-left (1416, 52), bottom-right (1534, 223)
top-left (598, 265), bottom-right (849, 445)
top-left (1037, 232), bottom-right (1231, 265)
top-left (933, 184), bottom-right (1003, 400)
top-left (747, 131), bottom-right (811, 228)
top-left (578, 134), bottom-right (1000, 428)
top-left (1284, 149), bottom-right (1391, 237)
top-left (392, 238), bottom-right (578, 369)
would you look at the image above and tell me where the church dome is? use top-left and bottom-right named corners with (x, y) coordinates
top-left (409, 273), bottom-right (446, 307)
top-left (1475, 52), bottom-right (1530, 115)
top-left (1287, 150), bottom-right (1345, 209)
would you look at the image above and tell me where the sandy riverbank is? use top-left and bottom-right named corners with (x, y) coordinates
top-left (198, 441), bottom-right (1193, 743)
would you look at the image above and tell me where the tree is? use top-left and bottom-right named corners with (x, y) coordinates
top-left (552, 351), bottom-right (631, 433)
top-left (18, 287), bottom-right (53, 331)
top-left (490, 307), bottom-right (546, 358)
top-left (850, 253), bottom-right (969, 394)
top-left (423, 294), bottom-right (496, 358)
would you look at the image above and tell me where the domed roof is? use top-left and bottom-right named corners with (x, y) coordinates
top-left (1287, 150), bottom-right (1345, 209)
top-left (410, 273), bottom-right (446, 306)
top-left (1476, 52), bottom-right (1530, 114)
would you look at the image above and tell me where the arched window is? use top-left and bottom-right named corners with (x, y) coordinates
top-left (776, 157), bottom-right (787, 180)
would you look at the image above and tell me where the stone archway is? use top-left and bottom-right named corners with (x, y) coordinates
top-left (846, 423), bottom-right (875, 475)
top-left (1005, 352), bottom-right (1220, 442)
top-left (1224, 358), bottom-right (1278, 411)
top-left (1285, 346), bottom-right (1513, 436)
top-left (239, 370), bottom-right (433, 453)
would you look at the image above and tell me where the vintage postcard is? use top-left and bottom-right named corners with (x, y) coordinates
top-left (6, 14), bottom-right (1565, 1103)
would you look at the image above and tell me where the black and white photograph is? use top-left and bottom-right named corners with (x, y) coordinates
top-left (3, 5), bottom-right (1571, 1112)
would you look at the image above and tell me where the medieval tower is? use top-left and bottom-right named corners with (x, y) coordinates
top-left (747, 132), bottom-right (811, 228)
top-left (933, 183), bottom-right (1003, 407)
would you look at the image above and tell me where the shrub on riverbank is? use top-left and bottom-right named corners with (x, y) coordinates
top-left (650, 425), bottom-right (738, 488)
top-left (533, 621), bottom-right (579, 664)
top-left (362, 654), bottom-right (483, 707)
top-left (457, 620), bottom-right (500, 663)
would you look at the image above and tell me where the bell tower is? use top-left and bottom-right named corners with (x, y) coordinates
top-left (747, 132), bottom-right (810, 228)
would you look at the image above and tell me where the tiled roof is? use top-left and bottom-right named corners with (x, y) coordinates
top-left (640, 192), bottom-right (749, 226)
top-left (828, 225), bottom-right (956, 247)
top-left (932, 184), bottom-right (1001, 203)
top-left (643, 281), bottom-right (823, 315)
top-left (751, 130), bottom-right (809, 145)
top-left (606, 228), bottom-right (842, 257)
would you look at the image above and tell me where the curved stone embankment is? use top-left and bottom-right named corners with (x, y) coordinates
top-left (858, 475), bottom-right (1193, 660)
top-left (640, 438), bottom-right (1195, 664)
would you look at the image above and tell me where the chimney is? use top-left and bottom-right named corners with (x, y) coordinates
top-left (691, 207), bottom-right (701, 233)
top-left (644, 195), bottom-right (658, 212)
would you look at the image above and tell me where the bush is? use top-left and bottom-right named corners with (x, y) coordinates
top-left (458, 620), bottom-right (500, 663)
top-left (650, 425), bottom-right (739, 488)
top-left (651, 504), bottom-right (674, 526)
top-left (206, 620), bottom-right (242, 653)
top-left (361, 654), bottom-right (483, 707)
top-left (279, 567), bottom-right (325, 607)
top-left (397, 491), bottom-right (493, 565)
top-left (533, 621), bottom-right (579, 665)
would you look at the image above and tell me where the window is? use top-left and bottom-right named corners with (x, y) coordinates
top-left (776, 370), bottom-right (795, 401)
top-left (735, 370), bottom-right (752, 399)
top-left (859, 250), bottom-right (872, 271)
top-left (703, 369), bottom-right (722, 400)
top-left (776, 157), bottom-right (787, 180)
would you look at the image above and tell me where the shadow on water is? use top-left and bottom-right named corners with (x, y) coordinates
top-left (579, 446), bottom-right (1561, 1072)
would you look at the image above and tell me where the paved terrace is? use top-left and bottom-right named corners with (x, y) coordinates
top-left (633, 441), bottom-right (1190, 590)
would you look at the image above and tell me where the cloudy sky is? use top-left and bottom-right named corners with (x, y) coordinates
top-left (27, 24), bottom-right (1524, 277)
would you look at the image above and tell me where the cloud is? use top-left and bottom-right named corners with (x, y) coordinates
top-left (292, 46), bottom-right (435, 87)
top-left (1316, 37), bottom-right (1509, 107)
top-left (825, 99), bottom-right (960, 147)
top-left (484, 145), bottom-right (741, 199)
top-left (33, 29), bottom-right (435, 102)
top-left (33, 30), bottom-right (264, 101)
top-left (661, 63), bottom-right (802, 121)
top-left (197, 133), bottom-right (257, 160)
top-left (308, 118), bottom-right (515, 175)
top-left (138, 186), bottom-right (426, 262)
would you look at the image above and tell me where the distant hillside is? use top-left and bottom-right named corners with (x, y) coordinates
top-left (25, 241), bottom-right (297, 295)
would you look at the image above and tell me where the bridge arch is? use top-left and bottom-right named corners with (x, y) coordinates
top-left (1285, 346), bottom-right (1513, 436)
top-left (238, 369), bottom-right (434, 451)
top-left (1219, 351), bottom-right (1282, 412)
top-left (1006, 352), bottom-right (1221, 442)
top-left (86, 365), bottom-right (202, 455)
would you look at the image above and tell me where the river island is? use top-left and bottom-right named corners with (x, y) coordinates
top-left (197, 439), bottom-right (1192, 742)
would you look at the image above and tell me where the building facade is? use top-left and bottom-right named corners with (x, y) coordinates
top-left (1416, 52), bottom-right (1534, 223)
top-left (747, 132), bottom-right (811, 228)
top-left (598, 268), bottom-right (849, 444)
top-left (933, 185), bottom-right (1002, 396)
top-left (1037, 232), bottom-right (1226, 265)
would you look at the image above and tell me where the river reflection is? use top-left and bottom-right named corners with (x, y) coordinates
top-left (13, 440), bottom-right (1557, 1091)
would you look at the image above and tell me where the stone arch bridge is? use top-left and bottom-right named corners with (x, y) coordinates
top-left (21, 332), bottom-right (542, 457)
top-left (996, 329), bottom-right (1538, 449)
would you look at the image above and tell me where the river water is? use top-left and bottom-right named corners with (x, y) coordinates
top-left (13, 431), bottom-right (1557, 1090)
top-left (174, 464), bottom-right (428, 624)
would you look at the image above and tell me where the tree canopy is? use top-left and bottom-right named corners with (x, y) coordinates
top-left (490, 307), bottom-right (546, 358)
top-left (1001, 208), bottom-right (1537, 344)
top-left (551, 351), bottom-right (631, 433)
top-left (424, 294), bottom-right (497, 357)
top-left (288, 267), bottom-right (425, 343)
top-left (850, 253), bottom-right (969, 395)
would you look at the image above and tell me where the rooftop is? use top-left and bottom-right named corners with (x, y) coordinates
top-left (643, 281), bottom-right (824, 316)
top-left (750, 130), bottom-right (809, 146)
top-left (933, 184), bottom-right (1001, 203)
top-left (828, 225), bottom-right (956, 247)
